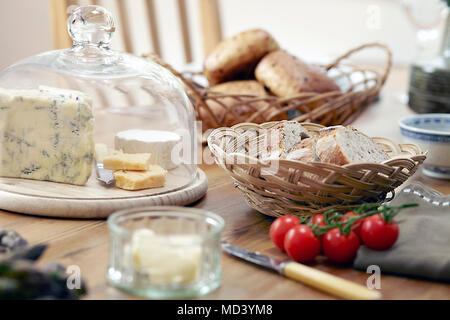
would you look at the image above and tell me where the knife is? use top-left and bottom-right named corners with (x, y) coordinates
top-left (95, 160), bottom-right (115, 185)
top-left (94, 143), bottom-right (115, 185)
top-left (222, 243), bottom-right (381, 300)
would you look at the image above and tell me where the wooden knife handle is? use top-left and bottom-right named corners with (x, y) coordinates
top-left (284, 262), bottom-right (381, 300)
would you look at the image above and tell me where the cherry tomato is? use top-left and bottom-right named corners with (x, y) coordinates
top-left (309, 213), bottom-right (328, 250)
top-left (323, 228), bottom-right (360, 263)
top-left (360, 214), bottom-right (399, 250)
top-left (269, 215), bottom-right (300, 251)
top-left (340, 212), bottom-right (364, 239)
top-left (309, 214), bottom-right (327, 228)
top-left (284, 225), bottom-right (321, 263)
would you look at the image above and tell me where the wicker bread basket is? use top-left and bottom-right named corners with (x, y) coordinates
top-left (207, 122), bottom-right (427, 217)
top-left (148, 43), bottom-right (392, 133)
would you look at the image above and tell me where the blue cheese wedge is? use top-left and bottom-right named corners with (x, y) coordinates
top-left (0, 87), bottom-right (94, 185)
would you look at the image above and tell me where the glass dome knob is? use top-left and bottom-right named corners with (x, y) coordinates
top-left (68, 5), bottom-right (116, 47)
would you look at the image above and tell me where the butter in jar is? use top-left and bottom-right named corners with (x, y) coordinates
top-left (107, 206), bottom-right (224, 299)
top-left (130, 229), bottom-right (202, 286)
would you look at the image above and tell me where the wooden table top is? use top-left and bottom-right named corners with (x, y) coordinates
top-left (0, 67), bottom-right (449, 300)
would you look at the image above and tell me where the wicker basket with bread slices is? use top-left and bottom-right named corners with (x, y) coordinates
top-left (149, 29), bottom-right (392, 135)
top-left (208, 121), bottom-right (426, 217)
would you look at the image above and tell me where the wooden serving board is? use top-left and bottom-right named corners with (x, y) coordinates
top-left (0, 166), bottom-right (208, 219)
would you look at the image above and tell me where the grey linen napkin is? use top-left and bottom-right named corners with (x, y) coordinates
top-left (353, 182), bottom-right (450, 282)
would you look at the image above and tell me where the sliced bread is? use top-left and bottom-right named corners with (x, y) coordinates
top-left (318, 125), bottom-right (344, 136)
top-left (286, 136), bottom-right (319, 162)
top-left (265, 121), bottom-right (310, 158)
top-left (315, 126), bottom-right (389, 165)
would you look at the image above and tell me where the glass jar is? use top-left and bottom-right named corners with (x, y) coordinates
top-left (107, 206), bottom-right (224, 298)
top-left (408, 4), bottom-right (450, 113)
top-left (0, 5), bottom-right (197, 195)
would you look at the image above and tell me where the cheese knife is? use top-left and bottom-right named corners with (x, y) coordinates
top-left (222, 243), bottom-right (381, 300)
top-left (94, 143), bottom-right (115, 185)
top-left (95, 160), bottom-right (115, 185)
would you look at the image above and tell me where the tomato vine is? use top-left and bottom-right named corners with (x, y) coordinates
top-left (307, 203), bottom-right (418, 236)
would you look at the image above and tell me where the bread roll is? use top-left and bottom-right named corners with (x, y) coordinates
top-left (315, 126), bottom-right (389, 165)
top-left (204, 29), bottom-right (279, 85)
top-left (255, 50), bottom-right (340, 97)
top-left (211, 80), bottom-right (267, 96)
top-left (201, 80), bottom-right (286, 129)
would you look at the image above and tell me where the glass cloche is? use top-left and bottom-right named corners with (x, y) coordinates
top-left (0, 5), bottom-right (197, 199)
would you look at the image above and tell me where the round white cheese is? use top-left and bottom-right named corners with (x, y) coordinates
top-left (114, 129), bottom-right (181, 170)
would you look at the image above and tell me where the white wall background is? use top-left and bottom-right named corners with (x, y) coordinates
top-left (0, 0), bottom-right (447, 71)
top-left (0, 0), bottom-right (53, 71)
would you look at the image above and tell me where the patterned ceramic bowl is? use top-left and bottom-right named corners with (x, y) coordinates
top-left (399, 114), bottom-right (450, 179)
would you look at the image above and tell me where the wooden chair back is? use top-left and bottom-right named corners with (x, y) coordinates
top-left (48, 0), bottom-right (223, 62)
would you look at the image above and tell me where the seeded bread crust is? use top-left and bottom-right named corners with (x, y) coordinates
top-left (204, 29), bottom-right (279, 85)
top-left (255, 50), bottom-right (340, 97)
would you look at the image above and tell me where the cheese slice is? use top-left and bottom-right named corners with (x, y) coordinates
top-left (114, 129), bottom-right (181, 170)
top-left (114, 165), bottom-right (167, 190)
top-left (103, 152), bottom-right (152, 171)
top-left (0, 87), bottom-right (94, 185)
